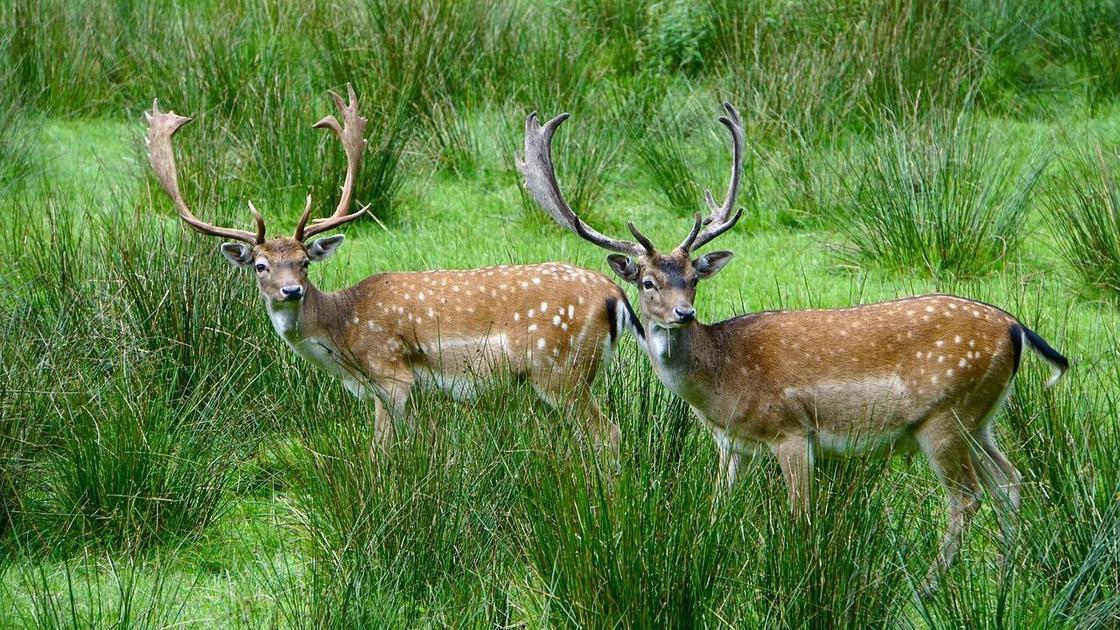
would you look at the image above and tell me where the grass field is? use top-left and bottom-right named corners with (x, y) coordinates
top-left (1, 0), bottom-right (1119, 627)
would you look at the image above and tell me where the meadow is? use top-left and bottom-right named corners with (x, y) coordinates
top-left (1, 0), bottom-right (1119, 627)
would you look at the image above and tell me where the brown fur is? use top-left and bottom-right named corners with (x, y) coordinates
top-left (252, 239), bottom-right (629, 452)
top-left (517, 100), bottom-right (1064, 593)
top-left (621, 248), bottom-right (1064, 593)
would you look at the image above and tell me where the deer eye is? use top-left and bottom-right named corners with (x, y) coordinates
top-left (642, 279), bottom-right (655, 290)
top-left (255, 263), bottom-right (268, 272)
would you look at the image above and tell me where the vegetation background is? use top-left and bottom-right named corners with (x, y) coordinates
top-left (1, 0), bottom-right (1118, 626)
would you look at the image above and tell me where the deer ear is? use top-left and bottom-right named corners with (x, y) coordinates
top-left (307, 235), bottom-right (345, 261)
top-left (606, 254), bottom-right (641, 284)
top-left (693, 251), bottom-right (734, 279)
top-left (220, 243), bottom-right (254, 268)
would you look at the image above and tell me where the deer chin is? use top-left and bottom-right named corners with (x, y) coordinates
top-left (650, 319), bottom-right (693, 331)
top-left (265, 298), bottom-right (302, 341)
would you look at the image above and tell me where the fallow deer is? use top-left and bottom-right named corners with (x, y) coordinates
top-left (518, 103), bottom-right (1069, 590)
top-left (145, 85), bottom-right (641, 453)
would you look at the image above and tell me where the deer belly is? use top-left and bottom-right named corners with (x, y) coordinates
top-left (411, 334), bottom-right (513, 400)
top-left (783, 375), bottom-right (916, 455)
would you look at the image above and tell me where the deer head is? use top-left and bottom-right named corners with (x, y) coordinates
top-left (517, 103), bottom-right (745, 330)
top-left (145, 84), bottom-right (368, 304)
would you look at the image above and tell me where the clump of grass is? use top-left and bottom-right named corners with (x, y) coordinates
top-left (517, 373), bottom-right (741, 627)
top-left (837, 116), bottom-right (1043, 276)
top-left (1046, 147), bottom-right (1120, 300)
top-left (271, 387), bottom-right (525, 626)
top-left (3, 553), bottom-right (197, 628)
top-left (423, 97), bottom-right (480, 177)
top-left (633, 101), bottom-right (706, 215)
top-left (704, 0), bottom-right (978, 141)
top-left (0, 29), bottom-right (32, 192)
top-left (1064, 1), bottom-right (1120, 113)
top-left (572, 0), bottom-right (652, 73)
top-left (45, 367), bottom-right (248, 549)
top-left (0, 183), bottom-right (268, 552)
top-left (740, 456), bottom-right (919, 626)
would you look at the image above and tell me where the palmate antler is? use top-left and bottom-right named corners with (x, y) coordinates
top-left (516, 113), bottom-right (651, 258)
top-left (678, 102), bottom-right (745, 252)
top-left (146, 100), bottom-right (265, 244)
top-left (519, 102), bottom-right (745, 257)
top-left (294, 83), bottom-right (370, 241)
top-left (148, 85), bottom-right (370, 246)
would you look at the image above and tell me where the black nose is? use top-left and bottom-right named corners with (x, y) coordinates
top-left (281, 285), bottom-right (303, 299)
top-left (674, 307), bottom-right (696, 322)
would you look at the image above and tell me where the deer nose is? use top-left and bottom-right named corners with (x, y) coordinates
top-left (673, 306), bottom-right (696, 322)
top-left (281, 285), bottom-right (303, 300)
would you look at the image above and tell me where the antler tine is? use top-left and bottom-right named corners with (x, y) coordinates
top-left (145, 99), bottom-right (263, 244)
top-left (678, 213), bottom-right (703, 251)
top-left (517, 112), bottom-right (646, 258)
top-left (301, 83), bottom-right (370, 241)
top-left (293, 194), bottom-right (314, 241)
top-left (247, 201), bottom-right (266, 244)
top-left (627, 222), bottom-right (656, 254)
top-left (683, 102), bottom-right (745, 252)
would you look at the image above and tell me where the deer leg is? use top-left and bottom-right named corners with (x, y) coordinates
top-left (534, 377), bottom-right (620, 464)
top-left (370, 372), bottom-right (413, 455)
top-left (976, 430), bottom-right (1021, 513)
top-left (582, 394), bottom-right (621, 463)
top-left (917, 424), bottom-right (981, 595)
top-left (716, 436), bottom-right (743, 491)
top-left (772, 437), bottom-right (812, 519)
top-left (973, 429), bottom-right (1022, 558)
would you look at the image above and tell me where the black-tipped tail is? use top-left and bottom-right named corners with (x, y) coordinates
top-left (1013, 324), bottom-right (1069, 388)
top-left (606, 295), bottom-right (644, 344)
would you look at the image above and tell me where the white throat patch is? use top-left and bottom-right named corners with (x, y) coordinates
top-left (647, 325), bottom-right (677, 360)
top-left (266, 300), bottom-right (301, 342)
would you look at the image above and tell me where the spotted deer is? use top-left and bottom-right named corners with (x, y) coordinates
top-left (145, 85), bottom-right (641, 453)
top-left (518, 103), bottom-right (1069, 590)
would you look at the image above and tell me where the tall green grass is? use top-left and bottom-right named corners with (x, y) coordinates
top-left (264, 384), bottom-right (536, 626)
top-left (0, 182), bottom-right (270, 552)
top-left (1047, 146), bottom-right (1120, 300)
top-left (3, 553), bottom-right (197, 628)
top-left (2, 0), bottom-right (1120, 625)
top-left (837, 117), bottom-right (1043, 276)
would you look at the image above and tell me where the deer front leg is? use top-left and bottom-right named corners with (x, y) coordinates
top-left (715, 435), bottom-right (743, 491)
top-left (772, 437), bottom-right (812, 519)
top-left (370, 370), bottom-right (414, 455)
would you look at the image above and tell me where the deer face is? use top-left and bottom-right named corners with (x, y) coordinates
top-left (607, 249), bottom-right (734, 329)
top-left (220, 235), bottom-right (345, 303)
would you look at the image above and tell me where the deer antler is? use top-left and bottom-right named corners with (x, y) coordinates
top-left (296, 84), bottom-right (370, 241)
top-left (517, 112), bottom-right (649, 258)
top-left (146, 99), bottom-right (264, 244)
top-left (679, 102), bottom-right (745, 252)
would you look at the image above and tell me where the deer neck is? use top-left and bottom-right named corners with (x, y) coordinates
top-left (264, 283), bottom-right (344, 346)
top-left (265, 283), bottom-right (362, 382)
top-left (645, 322), bottom-right (716, 404)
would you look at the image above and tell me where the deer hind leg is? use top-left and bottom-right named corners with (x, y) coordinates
top-left (972, 428), bottom-right (1022, 554)
top-left (917, 419), bottom-right (982, 595)
top-left (531, 372), bottom-right (619, 464)
top-left (771, 436), bottom-right (812, 519)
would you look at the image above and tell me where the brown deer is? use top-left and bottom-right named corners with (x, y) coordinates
top-left (145, 85), bottom-right (642, 453)
top-left (518, 103), bottom-right (1069, 590)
